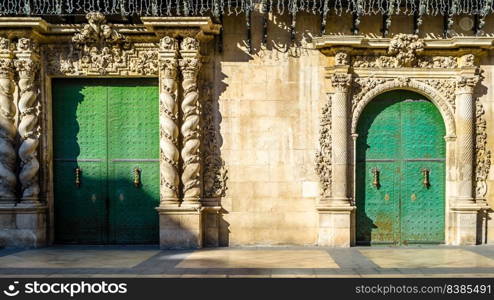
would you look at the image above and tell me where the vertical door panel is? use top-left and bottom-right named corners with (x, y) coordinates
top-left (356, 162), bottom-right (400, 244)
top-left (356, 96), bottom-right (401, 244)
top-left (53, 80), bottom-right (108, 243)
top-left (107, 79), bottom-right (159, 243)
top-left (401, 99), bottom-right (446, 244)
top-left (401, 161), bottom-right (445, 243)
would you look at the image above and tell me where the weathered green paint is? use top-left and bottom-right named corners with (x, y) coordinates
top-left (53, 79), bottom-right (159, 244)
top-left (356, 91), bottom-right (446, 245)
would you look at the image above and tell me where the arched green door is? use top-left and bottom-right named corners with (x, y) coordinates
top-left (356, 91), bottom-right (445, 245)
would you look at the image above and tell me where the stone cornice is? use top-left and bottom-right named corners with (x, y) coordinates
top-left (0, 16), bottom-right (221, 43)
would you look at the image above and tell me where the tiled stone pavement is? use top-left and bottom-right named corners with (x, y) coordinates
top-left (1, 245), bottom-right (494, 277)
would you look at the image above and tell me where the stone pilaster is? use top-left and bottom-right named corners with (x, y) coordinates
top-left (317, 71), bottom-right (354, 247)
top-left (0, 38), bottom-right (16, 203)
top-left (157, 36), bottom-right (180, 207)
top-left (451, 75), bottom-right (481, 245)
top-left (15, 38), bottom-right (40, 204)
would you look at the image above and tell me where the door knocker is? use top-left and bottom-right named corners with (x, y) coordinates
top-left (133, 167), bottom-right (141, 188)
top-left (75, 167), bottom-right (81, 188)
top-left (372, 167), bottom-right (380, 189)
top-left (421, 168), bottom-right (430, 189)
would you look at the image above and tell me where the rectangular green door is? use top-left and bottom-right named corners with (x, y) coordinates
top-left (53, 78), bottom-right (159, 244)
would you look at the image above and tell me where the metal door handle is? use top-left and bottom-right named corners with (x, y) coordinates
top-left (421, 168), bottom-right (430, 188)
top-left (133, 167), bottom-right (141, 187)
top-left (372, 167), bottom-right (380, 189)
top-left (75, 167), bottom-right (81, 188)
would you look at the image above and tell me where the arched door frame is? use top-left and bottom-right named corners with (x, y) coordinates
top-left (352, 87), bottom-right (449, 245)
top-left (314, 34), bottom-right (492, 247)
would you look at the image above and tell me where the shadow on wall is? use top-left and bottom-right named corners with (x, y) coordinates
top-left (220, 11), bottom-right (319, 62)
top-left (202, 61), bottom-right (230, 246)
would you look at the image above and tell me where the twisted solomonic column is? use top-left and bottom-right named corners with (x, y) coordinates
top-left (0, 38), bottom-right (16, 201)
top-left (179, 37), bottom-right (202, 207)
top-left (158, 36), bottom-right (180, 206)
top-left (15, 38), bottom-right (40, 202)
top-left (455, 75), bottom-right (479, 204)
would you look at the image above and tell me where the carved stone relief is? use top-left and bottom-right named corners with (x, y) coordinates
top-left (315, 97), bottom-right (332, 198)
top-left (202, 85), bottom-right (228, 199)
top-left (351, 34), bottom-right (461, 69)
top-left (45, 12), bottom-right (158, 76)
top-left (475, 101), bottom-right (491, 200)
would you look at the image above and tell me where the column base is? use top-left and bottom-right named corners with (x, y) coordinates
top-left (317, 204), bottom-right (355, 247)
top-left (156, 206), bottom-right (203, 249)
top-left (451, 204), bottom-right (481, 245)
top-left (0, 203), bottom-right (47, 248)
top-left (202, 205), bottom-right (221, 247)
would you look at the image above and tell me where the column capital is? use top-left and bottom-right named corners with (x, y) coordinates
top-left (331, 73), bottom-right (352, 93)
top-left (0, 37), bottom-right (14, 79)
top-left (456, 76), bottom-right (479, 95)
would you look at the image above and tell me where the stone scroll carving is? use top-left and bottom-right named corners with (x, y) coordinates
top-left (0, 38), bottom-right (16, 200)
top-left (158, 37), bottom-right (180, 205)
top-left (45, 12), bottom-right (158, 76)
top-left (475, 101), bottom-right (491, 200)
top-left (315, 97), bottom-right (332, 197)
top-left (15, 38), bottom-right (40, 201)
top-left (179, 37), bottom-right (202, 203)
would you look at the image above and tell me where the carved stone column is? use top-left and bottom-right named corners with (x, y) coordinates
top-left (0, 37), bottom-right (46, 248)
top-left (0, 38), bottom-right (16, 203)
top-left (156, 36), bottom-right (203, 249)
top-left (15, 38), bottom-right (40, 204)
top-left (157, 36), bottom-right (180, 207)
top-left (179, 37), bottom-right (202, 208)
top-left (317, 71), bottom-right (354, 247)
top-left (451, 75), bottom-right (481, 245)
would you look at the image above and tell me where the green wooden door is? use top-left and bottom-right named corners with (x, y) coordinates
top-left (53, 78), bottom-right (159, 244)
top-left (356, 91), bottom-right (445, 245)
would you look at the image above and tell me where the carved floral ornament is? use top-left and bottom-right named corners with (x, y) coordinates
top-left (46, 12), bottom-right (158, 76)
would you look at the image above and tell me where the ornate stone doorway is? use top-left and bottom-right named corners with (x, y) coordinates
top-left (314, 34), bottom-right (494, 247)
top-left (355, 90), bottom-right (446, 245)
